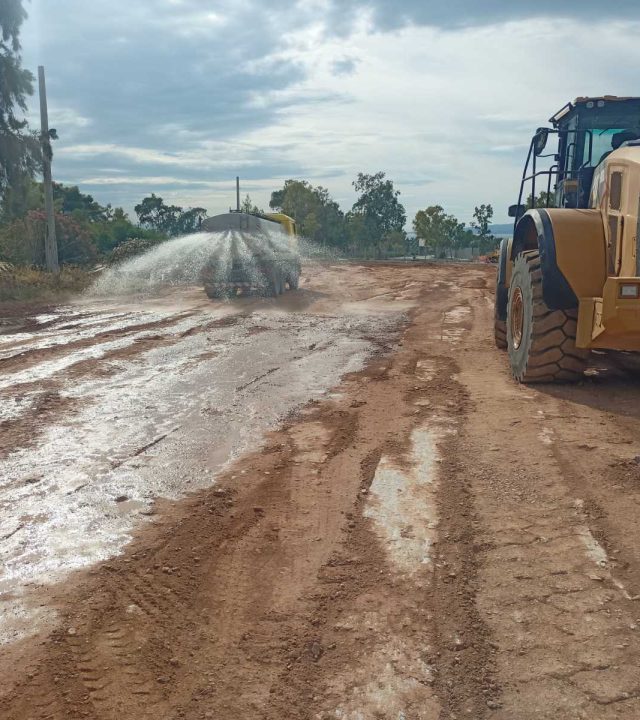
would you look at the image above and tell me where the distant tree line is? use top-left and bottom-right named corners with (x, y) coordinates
top-left (0, 171), bottom-right (501, 267)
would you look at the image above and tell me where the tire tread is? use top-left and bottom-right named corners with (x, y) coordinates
top-left (508, 250), bottom-right (588, 383)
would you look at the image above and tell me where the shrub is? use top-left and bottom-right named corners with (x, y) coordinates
top-left (0, 210), bottom-right (97, 266)
top-left (0, 265), bottom-right (92, 302)
top-left (108, 237), bottom-right (164, 264)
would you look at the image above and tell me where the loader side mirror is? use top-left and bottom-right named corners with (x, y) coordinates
top-left (508, 204), bottom-right (525, 218)
top-left (533, 128), bottom-right (549, 156)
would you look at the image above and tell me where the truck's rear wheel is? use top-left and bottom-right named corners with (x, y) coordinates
top-left (287, 270), bottom-right (300, 290)
top-left (204, 284), bottom-right (226, 299)
top-left (268, 269), bottom-right (284, 296)
top-left (507, 250), bottom-right (588, 383)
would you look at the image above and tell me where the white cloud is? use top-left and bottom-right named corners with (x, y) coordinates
top-left (20, 1), bottom-right (640, 224)
top-left (57, 142), bottom-right (257, 170)
top-left (73, 176), bottom-right (217, 186)
top-left (235, 17), bottom-right (640, 222)
top-left (26, 106), bottom-right (91, 131)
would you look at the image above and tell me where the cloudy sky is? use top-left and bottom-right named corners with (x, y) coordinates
top-left (19, 1), bottom-right (640, 225)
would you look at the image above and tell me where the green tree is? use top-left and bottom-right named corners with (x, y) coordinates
top-left (135, 194), bottom-right (176, 233)
top-left (471, 203), bottom-right (493, 237)
top-left (413, 205), bottom-right (466, 258)
top-left (448, 218), bottom-right (470, 258)
top-left (0, 180), bottom-right (176, 265)
top-left (0, 174), bottom-right (41, 221)
top-left (0, 1), bottom-right (42, 199)
top-left (53, 183), bottom-right (109, 222)
top-left (270, 180), bottom-right (345, 247)
top-left (176, 206), bottom-right (207, 234)
top-left (344, 212), bottom-right (367, 255)
top-left (240, 194), bottom-right (263, 214)
top-left (3, 180), bottom-right (112, 225)
top-left (89, 207), bottom-right (164, 254)
top-left (134, 194), bottom-right (206, 236)
top-left (350, 172), bottom-right (406, 257)
top-left (414, 205), bottom-right (446, 256)
top-left (526, 190), bottom-right (555, 209)
top-left (471, 203), bottom-right (497, 254)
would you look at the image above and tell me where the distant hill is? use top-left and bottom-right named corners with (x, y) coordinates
top-left (407, 224), bottom-right (513, 238)
top-left (490, 223), bottom-right (513, 236)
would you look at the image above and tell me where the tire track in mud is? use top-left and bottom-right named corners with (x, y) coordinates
top-left (418, 355), bottom-right (498, 718)
top-left (6, 262), bottom-right (640, 718)
top-left (458, 286), bottom-right (640, 718)
top-left (0, 310), bottom-right (199, 374)
top-left (265, 299), bottom-right (496, 719)
top-left (0, 312), bottom-right (239, 459)
top-left (533, 382), bottom-right (640, 600)
top-left (0, 264), bottom-right (499, 719)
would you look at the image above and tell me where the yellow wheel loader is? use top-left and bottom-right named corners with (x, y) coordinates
top-left (495, 96), bottom-right (640, 382)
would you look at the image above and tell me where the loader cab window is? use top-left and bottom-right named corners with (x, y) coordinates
top-left (583, 128), bottom-right (626, 167)
top-left (583, 128), bottom-right (637, 167)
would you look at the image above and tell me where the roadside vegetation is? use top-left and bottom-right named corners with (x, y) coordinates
top-left (0, 264), bottom-right (92, 302)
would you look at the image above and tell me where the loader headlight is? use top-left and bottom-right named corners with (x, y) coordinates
top-left (620, 283), bottom-right (640, 298)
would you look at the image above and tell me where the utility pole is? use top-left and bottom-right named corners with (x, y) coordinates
top-left (236, 176), bottom-right (241, 212)
top-left (38, 66), bottom-right (59, 273)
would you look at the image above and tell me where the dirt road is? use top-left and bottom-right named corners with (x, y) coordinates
top-left (2, 261), bottom-right (640, 719)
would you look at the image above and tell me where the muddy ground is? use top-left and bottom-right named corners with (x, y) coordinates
top-left (2, 261), bottom-right (640, 719)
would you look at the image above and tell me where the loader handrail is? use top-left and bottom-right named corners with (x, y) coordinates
top-left (513, 128), bottom-right (594, 230)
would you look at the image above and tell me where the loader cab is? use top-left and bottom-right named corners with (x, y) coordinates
top-left (553, 97), bottom-right (640, 209)
top-left (510, 97), bottom-right (640, 227)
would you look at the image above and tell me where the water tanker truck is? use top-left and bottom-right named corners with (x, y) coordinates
top-left (199, 179), bottom-right (301, 299)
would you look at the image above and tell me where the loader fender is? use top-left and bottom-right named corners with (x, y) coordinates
top-left (497, 237), bottom-right (509, 287)
top-left (510, 208), bottom-right (605, 311)
top-left (495, 237), bottom-right (510, 321)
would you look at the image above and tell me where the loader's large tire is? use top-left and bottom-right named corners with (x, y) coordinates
top-left (507, 250), bottom-right (588, 383)
top-left (494, 270), bottom-right (508, 350)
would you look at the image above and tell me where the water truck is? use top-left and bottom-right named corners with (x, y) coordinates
top-left (199, 178), bottom-right (301, 298)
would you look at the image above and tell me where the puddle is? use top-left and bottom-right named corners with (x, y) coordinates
top-left (0, 310), bottom-right (151, 360)
top-left (440, 306), bottom-right (471, 344)
top-left (0, 311), bottom-right (199, 393)
top-left (289, 421), bottom-right (330, 464)
top-left (323, 608), bottom-right (439, 719)
top-left (579, 528), bottom-right (608, 567)
top-left (0, 307), bottom-right (400, 644)
top-left (574, 500), bottom-right (609, 569)
top-left (415, 359), bottom-right (436, 382)
top-left (539, 428), bottom-right (554, 446)
top-left (364, 429), bottom-right (439, 573)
